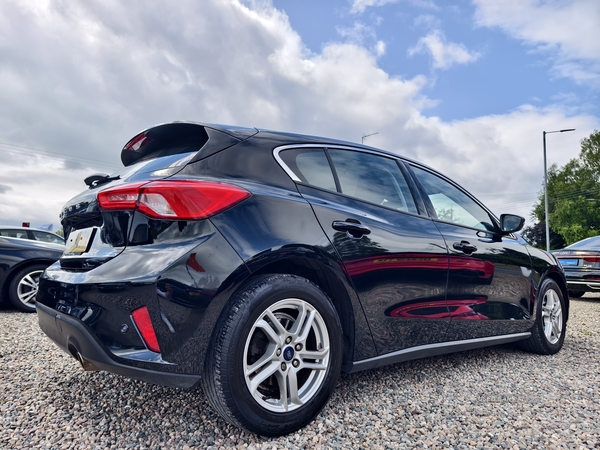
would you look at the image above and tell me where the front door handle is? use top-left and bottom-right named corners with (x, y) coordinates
top-left (453, 240), bottom-right (477, 254)
top-left (332, 219), bottom-right (371, 238)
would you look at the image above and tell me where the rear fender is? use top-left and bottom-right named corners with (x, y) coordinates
top-left (198, 246), bottom-right (377, 374)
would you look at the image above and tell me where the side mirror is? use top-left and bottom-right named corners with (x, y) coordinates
top-left (500, 214), bottom-right (525, 234)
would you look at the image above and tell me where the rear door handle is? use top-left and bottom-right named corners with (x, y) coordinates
top-left (332, 219), bottom-right (371, 238)
top-left (453, 240), bottom-right (477, 254)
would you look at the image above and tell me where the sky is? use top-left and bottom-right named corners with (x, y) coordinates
top-left (0, 0), bottom-right (599, 229)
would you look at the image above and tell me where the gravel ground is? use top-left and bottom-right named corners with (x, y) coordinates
top-left (2, 296), bottom-right (600, 450)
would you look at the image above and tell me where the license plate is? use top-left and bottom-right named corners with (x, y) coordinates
top-left (558, 259), bottom-right (578, 266)
top-left (64, 228), bottom-right (95, 255)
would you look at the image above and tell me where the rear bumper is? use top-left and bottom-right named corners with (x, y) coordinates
top-left (37, 302), bottom-right (201, 388)
top-left (566, 280), bottom-right (600, 292)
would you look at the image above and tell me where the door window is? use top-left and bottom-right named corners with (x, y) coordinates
top-left (411, 166), bottom-right (494, 231)
top-left (328, 150), bottom-right (418, 214)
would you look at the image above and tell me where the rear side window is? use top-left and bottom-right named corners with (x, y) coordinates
top-left (279, 148), bottom-right (337, 191)
top-left (328, 150), bottom-right (418, 214)
top-left (0, 229), bottom-right (27, 239)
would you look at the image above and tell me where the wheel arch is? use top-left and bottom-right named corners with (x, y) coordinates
top-left (544, 269), bottom-right (570, 322)
top-left (1, 259), bottom-right (55, 304)
top-left (248, 254), bottom-right (357, 368)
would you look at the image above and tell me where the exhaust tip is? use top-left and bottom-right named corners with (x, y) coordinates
top-left (67, 343), bottom-right (99, 372)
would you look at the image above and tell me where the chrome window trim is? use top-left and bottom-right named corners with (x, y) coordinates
top-left (273, 144), bottom-right (391, 183)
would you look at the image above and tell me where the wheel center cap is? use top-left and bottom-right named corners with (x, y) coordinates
top-left (283, 346), bottom-right (294, 361)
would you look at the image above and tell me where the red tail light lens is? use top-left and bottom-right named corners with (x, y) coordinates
top-left (131, 306), bottom-right (160, 353)
top-left (97, 180), bottom-right (251, 220)
top-left (584, 257), bottom-right (600, 263)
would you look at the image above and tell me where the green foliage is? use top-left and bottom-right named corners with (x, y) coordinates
top-left (532, 130), bottom-right (600, 247)
top-left (521, 222), bottom-right (565, 250)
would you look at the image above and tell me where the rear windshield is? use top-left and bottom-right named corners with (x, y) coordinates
top-left (566, 236), bottom-right (600, 249)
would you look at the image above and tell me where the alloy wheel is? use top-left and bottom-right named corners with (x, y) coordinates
top-left (541, 288), bottom-right (563, 344)
top-left (17, 269), bottom-right (43, 308)
top-left (243, 298), bottom-right (330, 413)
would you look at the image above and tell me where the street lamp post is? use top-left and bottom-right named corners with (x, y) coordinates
top-left (361, 132), bottom-right (379, 144)
top-left (543, 128), bottom-right (576, 252)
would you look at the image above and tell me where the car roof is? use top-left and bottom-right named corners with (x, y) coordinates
top-left (0, 235), bottom-right (65, 250)
top-left (136, 121), bottom-right (426, 167)
top-left (0, 226), bottom-right (60, 234)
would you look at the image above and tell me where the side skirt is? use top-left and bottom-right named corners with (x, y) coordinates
top-left (345, 332), bottom-right (531, 373)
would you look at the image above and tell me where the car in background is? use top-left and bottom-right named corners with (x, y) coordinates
top-left (0, 226), bottom-right (65, 245)
top-left (37, 122), bottom-right (569, 436)
top-left (0, 235), bottom-right (64, 312)
top-left (553, 235), bottom-right (600, 298)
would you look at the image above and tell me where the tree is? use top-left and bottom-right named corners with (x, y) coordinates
top-left (521, 221), bottom-right (565, 250)
top-left (531, 130), bottom-right (600, 247)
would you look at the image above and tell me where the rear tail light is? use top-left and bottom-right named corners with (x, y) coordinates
top-left (131, 306), bottom-right (160, 353)
top-left (584, 257), bottom-right (600, 263)
top-left (97, 180), bottom-right (251, 220)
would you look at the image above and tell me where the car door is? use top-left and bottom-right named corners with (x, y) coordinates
top-left (408, 164), bottom-right (533, 340)
top-left (277, 146), bottom-right (451, 356)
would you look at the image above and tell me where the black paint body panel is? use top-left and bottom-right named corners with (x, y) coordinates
top-left (37, 123), bottom-right (568, 387)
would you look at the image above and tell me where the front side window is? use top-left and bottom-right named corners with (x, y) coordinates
top-left (328, 150), bottom-right (418, 214)
top-left (411, 165), bottom-right (494, 231)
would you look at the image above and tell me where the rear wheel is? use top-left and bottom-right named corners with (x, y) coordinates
top-left (202, 274), bottom-right (343, 436)
top-left (568, 290), bottom-right (585, 298)
top-left (8, 264), bottom-right (48, 312)
top-left (519, 279), bottom-right (566, 355)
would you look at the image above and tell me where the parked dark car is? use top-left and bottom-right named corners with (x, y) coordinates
top-left (0, 226), bottom-right (65, 245)
top-left (0, 235), bottom-right (64, 312)
top-left (553, 235), bottom-right (600, 297)
top-left (37, 122), bottom-right (569, 436)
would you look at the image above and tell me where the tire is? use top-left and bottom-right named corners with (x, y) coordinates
top-left (8, 264), bottom-right (48, 312)
top-left (202, 274), bottom-right (343, 436)
top-left (519, 278), bottom-right (566, 355)
top-left (568, 290), bottom-right (585, 298)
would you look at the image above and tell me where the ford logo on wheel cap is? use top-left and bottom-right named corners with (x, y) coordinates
top-left (283, 346), bottom-right (294, 361)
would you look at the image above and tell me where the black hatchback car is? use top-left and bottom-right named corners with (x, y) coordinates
top-left (37, 122), bottom-right (568, 436)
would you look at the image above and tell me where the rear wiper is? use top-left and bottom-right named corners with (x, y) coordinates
top-left (84, 173), bottom-right (121, 189)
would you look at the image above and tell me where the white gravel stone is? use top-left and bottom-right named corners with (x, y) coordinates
top-left (1, 295), bottom-right (600, 449)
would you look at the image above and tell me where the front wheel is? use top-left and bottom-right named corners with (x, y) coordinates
top-left (202, 274), bottom-right (343, 436)
top-left (519, 278), bottom-right (566, 355)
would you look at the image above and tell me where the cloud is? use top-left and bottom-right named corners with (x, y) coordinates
top-left (408, 30), bottom-right (482, 70)
top-left (473, 0), bottom-right (600, 87)
top-left (336, 21), bottom-right (377, 44)
top-left (336, 21), bottom-right (386, 57)
top-left (413, 14), bottom-right (441, 29)
top-left (350, 0), bottom-right (400, 14)
top-left (350, 0), bottom-right (437, 14)
top-left (0, 0), bottom-right (596, 227)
